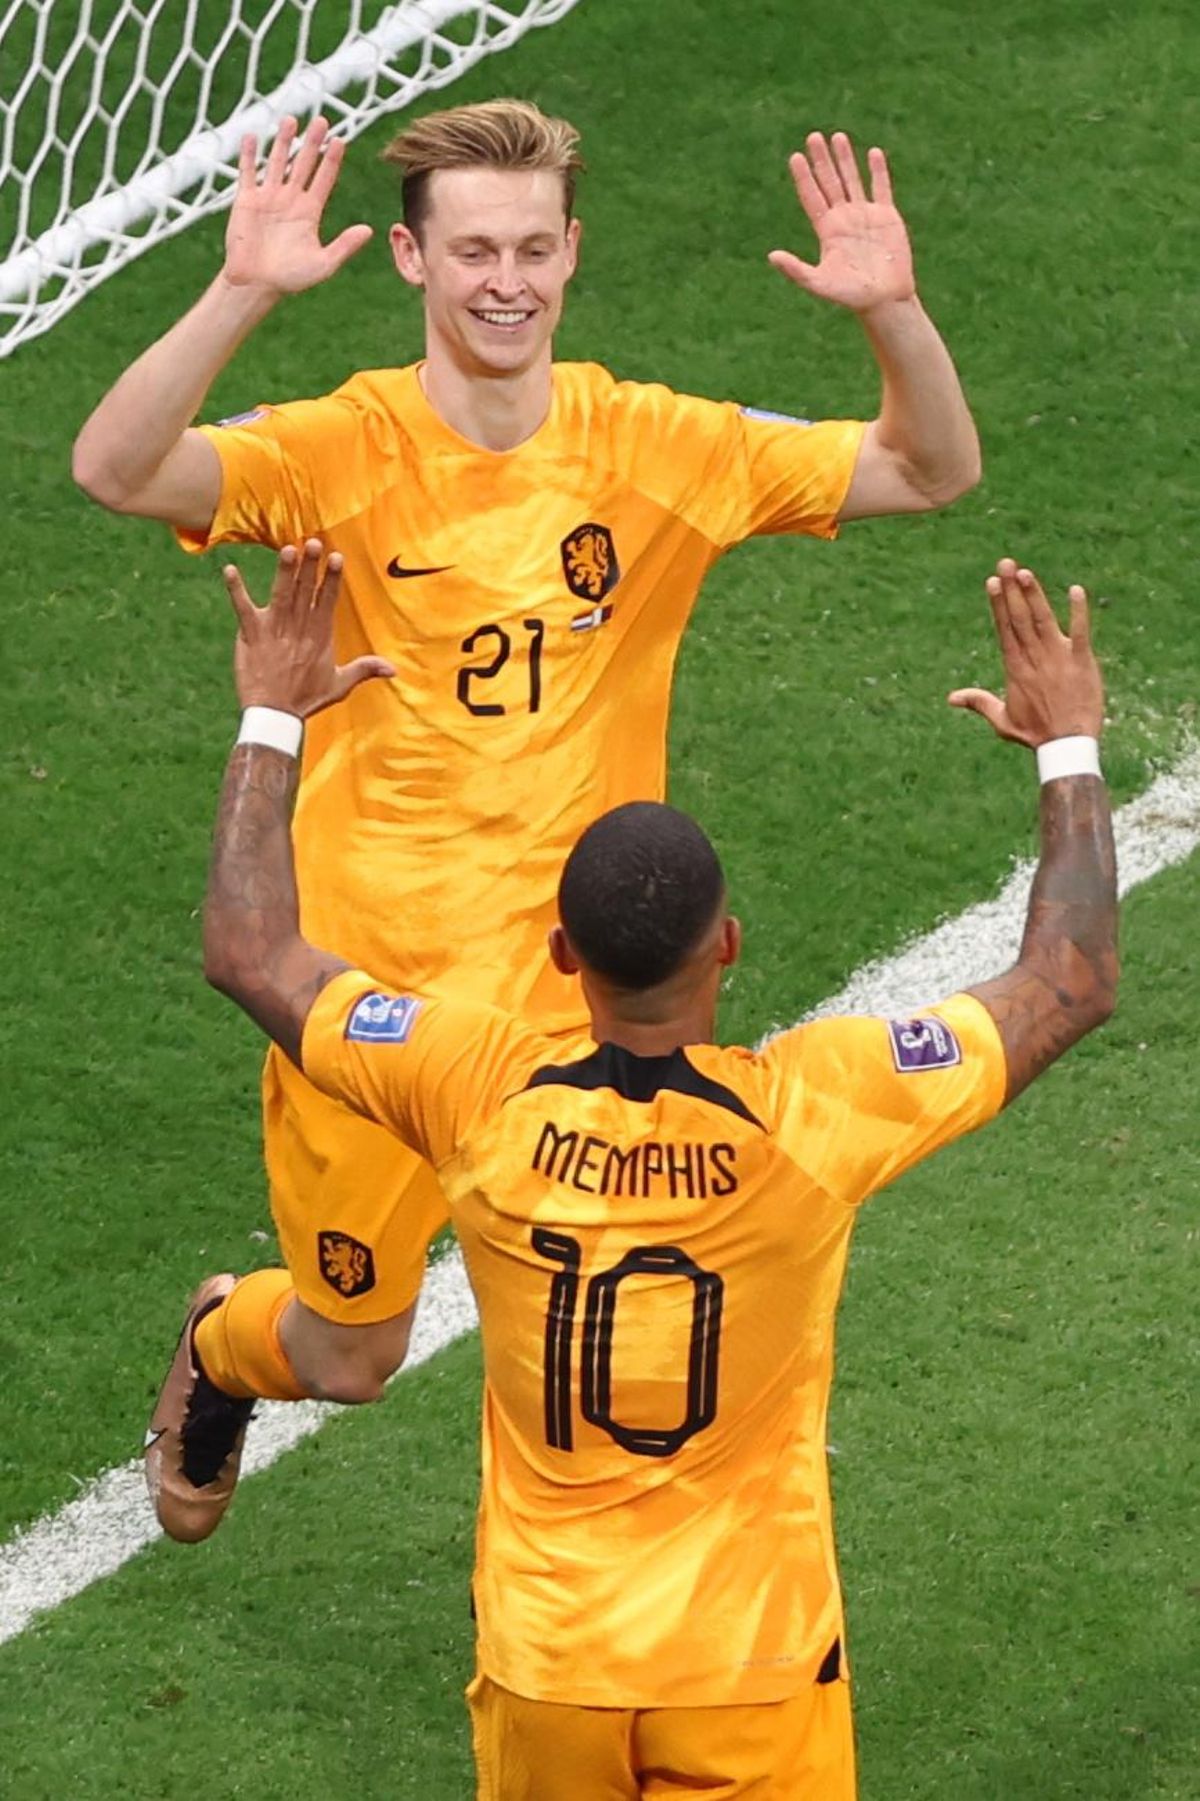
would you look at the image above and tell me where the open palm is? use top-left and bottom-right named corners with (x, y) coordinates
top-left (949, 560), bottom-right (1104, 748)
top-left (769, 132), bottom-right (915, 313)
top-left (224, 115), bottom-right (372, 296)
top-left (225, 541), bottom-right (394, 717)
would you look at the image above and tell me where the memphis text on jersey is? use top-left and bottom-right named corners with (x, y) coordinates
top-left (533, 1121), bottom-right (738, 1200)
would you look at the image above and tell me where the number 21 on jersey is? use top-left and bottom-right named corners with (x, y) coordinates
top-left (458, 618), bottom-right (544, 716)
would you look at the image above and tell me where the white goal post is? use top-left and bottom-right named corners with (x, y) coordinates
top-left (0, 0), bottom-right (584, 357)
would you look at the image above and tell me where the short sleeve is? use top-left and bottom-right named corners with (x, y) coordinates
top-left (726, 408), bottom-right (866, 544)
top-left (300, 969), bottom-right (528, 1168)
top-left (762, 992), bottom-right (1007, 1207)
top-left (612, 383), bottom-right (865, 553)
top-left (174, 390), bottom-right (392, 554)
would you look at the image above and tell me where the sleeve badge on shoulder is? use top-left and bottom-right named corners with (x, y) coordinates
top-left (345, 992), bottom-right (422, 1045)
top-left (739, 405), bottom-right (812, 426)
top-left (215, 407), bottom-right (267, 428)
top-left (887, 1016), bottom-right (962, 1073)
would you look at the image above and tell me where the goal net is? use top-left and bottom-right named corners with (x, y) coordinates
top-left (0, 0), bottom-right (583, 357)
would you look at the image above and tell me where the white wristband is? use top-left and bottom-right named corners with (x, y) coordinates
top-left (237, 706), bottom-right (303, 759)
top-left (1036, 735), bottom-right (1101, 784)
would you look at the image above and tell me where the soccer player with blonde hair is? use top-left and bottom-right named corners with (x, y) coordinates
top-left (73, 97), bottom-right (981, 1539)
top-left (189, 542), bottom-right (1114, 1796)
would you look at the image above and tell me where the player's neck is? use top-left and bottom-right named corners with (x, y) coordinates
top-left (419, 348), bottom-right (553, 452)
top-left (578, 947), bottom-right (726, 1057)
top-left (585, 999), bottom-right (718, 1060)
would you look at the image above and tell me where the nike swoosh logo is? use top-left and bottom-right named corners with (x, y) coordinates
top-left (387, 557), bottom-right (455, 579)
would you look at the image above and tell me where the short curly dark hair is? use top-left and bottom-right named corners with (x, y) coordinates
top-left (558, 803), bottom-right (726, 992)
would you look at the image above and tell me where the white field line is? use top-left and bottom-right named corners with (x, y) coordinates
top-left (2, 748), bottom-right (1198, 1648)
top-left (796, 744), bottom-right (1200, 1023)
top-left (0, 1252), bottom-right (478, 1645)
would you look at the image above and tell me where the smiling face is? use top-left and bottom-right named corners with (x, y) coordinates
top-left (390, 167), bottom-right (580, 379)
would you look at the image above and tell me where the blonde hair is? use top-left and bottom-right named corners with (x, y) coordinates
top-left (382, 98), bottom-right (584, 236)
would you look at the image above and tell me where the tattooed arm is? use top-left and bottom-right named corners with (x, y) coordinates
top-left (949, 558), bottom-right (1117, 1105)
top-left (203, 742), bottom-right (349, 1066)
top-left (968, 775), bottom-right (1117, 1103)
top-left (203, 540), bottom-right (393, 1064)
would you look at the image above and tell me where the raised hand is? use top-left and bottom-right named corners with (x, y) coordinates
top-left (948, 559), bottom-right (1105, 749)
top-left (224, 541), bottom-right (394, 717)
top-left (222, 116), bottom-right (373, 296)
top-left (768, 131), bottom-right (915, 313)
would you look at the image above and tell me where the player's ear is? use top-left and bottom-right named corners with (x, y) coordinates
top-left (563, 216), bottom-right (581, 279)
top-left (390, 222), bottom-right (425, 287)
top-left (548, 925), bottom-right (580, 977)
top-left (718, 916), bottom-right (742, 970)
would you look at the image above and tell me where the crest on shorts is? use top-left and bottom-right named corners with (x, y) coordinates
top-left (886, 1016), bottom-right (962, 1073)
top-left (561, 522), bottom-right (619, 602)
top-left (318, 1230), bottom-right (376, 1298)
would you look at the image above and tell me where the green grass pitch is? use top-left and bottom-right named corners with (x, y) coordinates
top-left (1, 0), bottom-right (1198, 1795)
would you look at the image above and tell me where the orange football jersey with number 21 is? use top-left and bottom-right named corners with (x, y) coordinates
top-left (181, 363), bottom-right (864, 1029)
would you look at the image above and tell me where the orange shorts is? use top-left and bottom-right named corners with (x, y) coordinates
top-left (466, 1669), bottom-right (856, 1800)
top-left (262, 1042), bottom-right (449, 1325)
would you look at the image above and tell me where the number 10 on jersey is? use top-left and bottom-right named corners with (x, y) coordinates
top-left (533, 1228), bottom-right (724, 1460)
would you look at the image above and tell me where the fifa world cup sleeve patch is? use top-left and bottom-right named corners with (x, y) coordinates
top-left (344, 992), bottom-right (423, 1045)
top-left (215, 407), bottom-right (268, 427)
top-left (739, 404), bottom-right (812, 425)
top-left (886, 1015), bottom-right (963, 1072)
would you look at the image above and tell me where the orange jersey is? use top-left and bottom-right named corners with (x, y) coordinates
top-left (302, 975), bottom-right (1006, 1707)
top-left (182, 367), bottom-right (864, 1030)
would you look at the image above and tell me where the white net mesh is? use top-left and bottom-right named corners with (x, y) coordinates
top-left (0, 0), bottom-right (583, 356)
